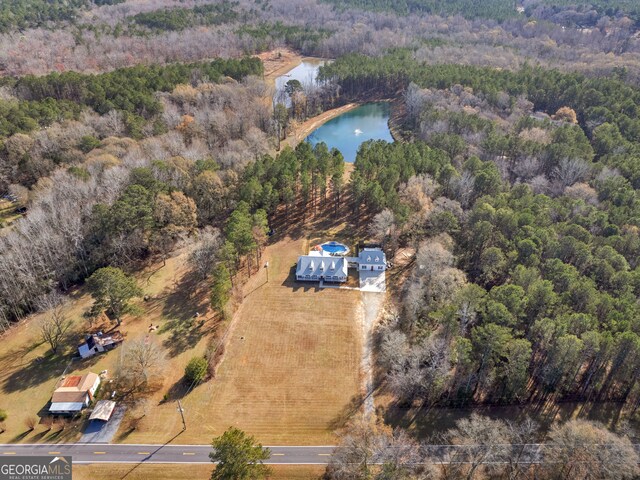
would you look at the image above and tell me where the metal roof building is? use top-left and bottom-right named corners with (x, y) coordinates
top-left (357, 248), bottom-right (386, 271)
top-left (49, 373), bottom-right (100, 415)
top-left (295, 252), bottom-right (348, 283)
top-left (89, 400), bottom-right (117, 421)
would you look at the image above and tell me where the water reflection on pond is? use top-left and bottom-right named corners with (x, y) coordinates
top-left (274, 59), bottom-right (325, 107)
top-left (305, 102), bottom-right (394, 163)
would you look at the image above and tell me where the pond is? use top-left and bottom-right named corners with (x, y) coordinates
top-left (274, 59), bottom-right (325, 106)
top-left (305, 102), bottom-right (394, 163)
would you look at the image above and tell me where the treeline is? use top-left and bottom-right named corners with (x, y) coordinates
top-left (322, 0), bottom-right (640, 25)
top-left (0, 57), bottom-right (262, 138)
top-left (236, 23), bottom-right (332, 53)
top-left (130, 2), bottom-right (242, 32)
top-left (0, 0), bottom-right (123, 33)
top-left (321, 0), bottom-right (519, 21)
top-left (327, 416), bottom-right (639, 480)
top-left (238, 142), bottom-right (346, 221)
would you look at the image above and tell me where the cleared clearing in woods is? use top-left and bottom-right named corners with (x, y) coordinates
top-left (126, 236), bottom-right (363, 445)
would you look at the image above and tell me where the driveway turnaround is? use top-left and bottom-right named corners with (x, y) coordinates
top-left (359, 270), bottom-right (386, 292)
top-left (0, 444), bottom-right (335, 464)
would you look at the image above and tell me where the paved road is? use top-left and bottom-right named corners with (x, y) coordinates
top-left (0, 443), bottom-right (335, 464)
top-left (4, 443), bottom-right (630, 466)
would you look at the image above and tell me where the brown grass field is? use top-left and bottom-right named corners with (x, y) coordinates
top-left (0, 233), bottom-right (364, 446)
top-left (0, 250), bottom-right (215, 443)
top-left (123, 235), bottom-right (363, 445)
top-left (73, 464), bottom-right (325, 480)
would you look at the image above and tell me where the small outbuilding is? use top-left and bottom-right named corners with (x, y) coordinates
top-left (49, 373), bottom-right (100, 415)
top-left (89, 400), bottom-right (117, 422)
top-left (78, 331), bottom-right (124, 359)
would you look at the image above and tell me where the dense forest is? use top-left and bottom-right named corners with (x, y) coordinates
top-left (322, 0), bottom-right (640, 24)
top-left (321, 0), bottom-right (520, 21)
top-left (0, 0), bottom-right (638, 79)
top-left (1, 1), bottom-right (640, 476)
top-left (0, 0), bottom-right (124, 33)
top-left (130, 2), bottom-right (241, 32)
top-left (0, 57), bottom-right (262, 139)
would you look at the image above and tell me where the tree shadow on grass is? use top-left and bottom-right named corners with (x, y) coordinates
top-left (163, 378), bottom-right (190, 402)
top-left (2, 352), bottom-right (67, 393)
top-left (10, 430), bottom-right (31, 442)
top-left (328, 393), bottom-right (366, 431)
top-left (0, 341), bottom-right (42, 382)
top-left (157, 265), bottom-right (216, 357)
top-left (159, 317), bottom-right (206, 358)
top-left (161, 271), bottom-right (210, 323)
top-left (119, 430), bottom-right (186, 480)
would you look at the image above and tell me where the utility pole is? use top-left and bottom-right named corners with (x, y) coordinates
top-left (177, 400), bottom-right (186, 431)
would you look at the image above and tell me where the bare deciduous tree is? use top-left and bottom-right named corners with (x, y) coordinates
top-left (370, 208), bottom-right (396, 244)
top-left (439, 414), bottom-right (510, 480)
top-left (326, 418), bottom-right (424, 480)
top-left (543, 420), bottom-right (639, 480)
top-left (188, 227), bottom-right (222, 280)
top-left (114, 338), bottom-right (166, 398)
top-left (39, 306), bottom-right (71, 354)
top-left (552, 158), bottom-right (591, 189)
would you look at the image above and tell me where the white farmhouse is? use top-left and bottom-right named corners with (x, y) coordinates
top-left (296, 252), bottom-right (348, 283)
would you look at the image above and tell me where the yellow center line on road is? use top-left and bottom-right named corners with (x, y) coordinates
top-left (272, 453), bottom-right (285, 456)
top-left (94, 452), bottom-right (106, 455)
top-left (182, 452), bottom-right (196, 456)
top-left (137, 452), bottom-right (151, 455)
top-left (318, 453), bottom-right (331, 456)
top-left (48, 452), bottom-right (61, 455)
top-left (2, 452), bottom-right (16, 455)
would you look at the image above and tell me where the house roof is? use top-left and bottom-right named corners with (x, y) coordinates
top-left (296, 254), bottom-right (348, 277)
top-left (49, 402), bottom-right (85, 412)
top-left (52, 391), bottom-right (89, 403)
top-left (82, 331), bottom-right (124, 350)
top-left (89, 400), bottom-right (116, 421)
top-left (358, 248), bottom-right (386, 265)
top-left (52, 373), bottom-right (99, 403)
